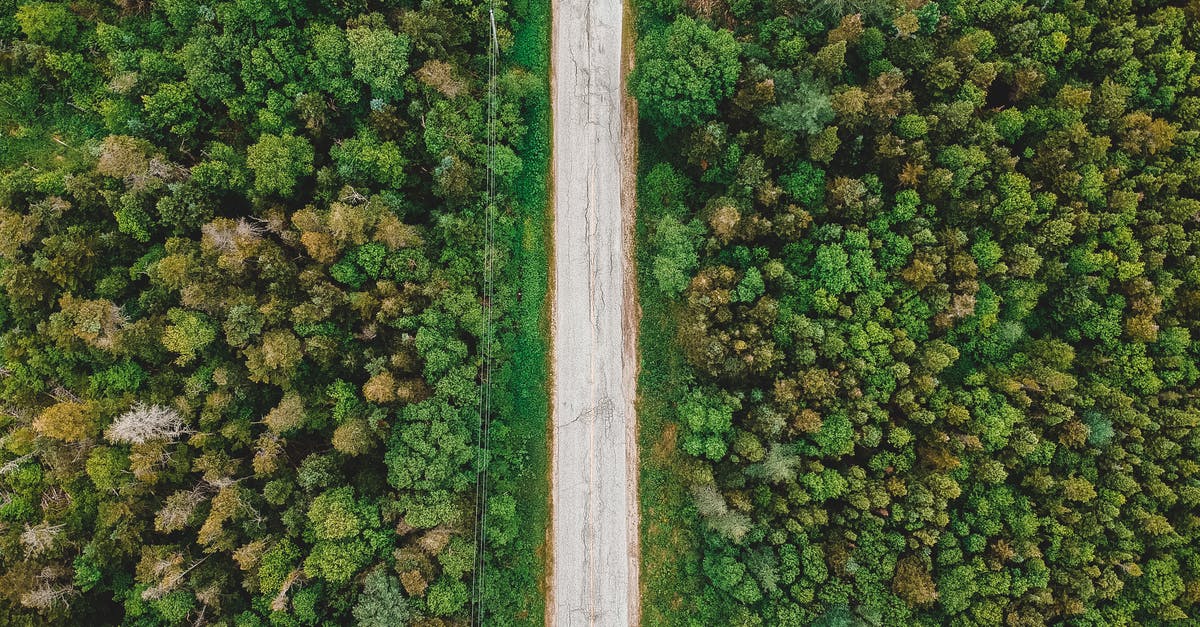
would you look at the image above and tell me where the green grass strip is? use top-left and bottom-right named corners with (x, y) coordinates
top-left (485, 0), bottom-right (551, 621)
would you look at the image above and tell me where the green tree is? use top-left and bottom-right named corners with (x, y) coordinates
top-left (347, 24), bottom-right (411, 103)
top-left (353, 569), bottom-right (412, 626)
top-left (247, 133), bottom-right (314, 197)
top-left (632, 16), bottom-right (741, 133)
top-left (732, 267), bottom-right (765, 303)
top-left (763, 81), bottom-right (835, 137)
top-left (780, 162), bottom-right (826, 207)
top-left (331, 132), bottom-right (407, 189)
top-left (15, 2), bottom-right (76, 46)
top-left (307, 24), bottom-right (358, 107)
top-left (813, 243), bottom-right (852, 295)
top-left (223, 304), bottom-right (265, 348)
top-left (162, 308), bottom-right (216, 365)
top-left (142, 82), bottom-right (202, 138)
top-left (679, 389), bottom-right (739, 461)
top-left (425, 578), bottom-right (468, 616)
top-left (304, 538), bottom-right (372, 584)
top-left (651, 215), bottom-right (704, 296)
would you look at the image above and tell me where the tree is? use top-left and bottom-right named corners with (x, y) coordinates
top-left (416, 60), bottom-right (467, 99)
top-left (307, 487), bottom-right (365, 541)
top-left (991, 172), bottom-right (1036, 233)
top-left (1138, 557), bottom-right (1184, 610)
top-left (97, 135), bottom-right (154, 179)
top-left (106, 403), bottom-right (190, 445)
top-left (161, 308), bottom-right (216, 365)
top-left (353, 569), bottom-right (412, 627)
top-left (306, 24), bottom-right (358, 107)
top-left (304, 537), bottom-right (371, 584)
top-left (363, 371), bottom-right (397, 404)
top-left (385, 400), bottom-right (473, 494)
top-left (86, 445), bottom-right (129, 492)
top-left (651, 215), bottom-right (704, 296)
top-left (246, 133), bottom-right (314, 197)
top-left (425, 578), bottom-right (468, 616)
top-left (142, 82), bottom-right (202, 138)
top-left (936, 565), bottom-right (978, 615)
top-left (813, 243), bottom-right (852, 295)
top-left (678, 389), bottom-right (738, 461)
top-left (894, 114), bottom-right (928, 139)
top-left (641, 162), bottom-right (691, 217)
top-left (15, 2), bottom-right (76, 46)
top-left (780, 162), bottom-right (826, 207)
top-left (245, 329), bottom-right (303, 384)
top-left (264, 392), bottom-right (306, 434)
top-left (332, 419), bottom-right (374, 456)
top-left (703, 553), bottom-right (746, 593)
top-left (259, 539), bottom-right (301, 596)
top-left (223, 304), bottom-right (265, 348)
top-left (763, 81), bottom-right (835, 138)
top-left (438, 536), bottom-right (474, 579)
top-left (347, 23), bottom-right (412, 103)
top-left (732, 267), bottom-right (765, 303)
top-left (331, 132), bottom-right (407, 189)
top-left (748, 444), bottom-right (803, 484)
top-left (893, 555), bottom-right (938, 607)
top-left (33, 401), bottom-right (101, 442)
top-left (154, 487), bottom-right (207, 533)
top-left (632, 16), bottom-right (741, 133)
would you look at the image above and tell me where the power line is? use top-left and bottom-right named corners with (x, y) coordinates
top-left (470, 7), bottom-right (499, 627)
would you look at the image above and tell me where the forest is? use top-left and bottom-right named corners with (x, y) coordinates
top-left (6, 0), bottom-right (1200, 622)
top-left (633, 0), bottom-right (1200, 624)
top-left (0, 0), bottom-right (550, 624)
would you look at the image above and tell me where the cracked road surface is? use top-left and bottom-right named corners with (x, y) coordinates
top-left (551, 0), bottom-right (638, 621)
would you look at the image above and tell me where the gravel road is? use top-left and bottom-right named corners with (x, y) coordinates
top-left (550, 0), bottom-right (638, 621)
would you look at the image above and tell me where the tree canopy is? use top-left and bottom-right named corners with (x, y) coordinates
top-left (0, 0), bottom-right (549, 623)
top-left (631, 15), bottom-right (742, 133)
top-left (635, 0), bottom-right (1200, 623)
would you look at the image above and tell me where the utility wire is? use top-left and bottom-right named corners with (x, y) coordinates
top-left (470, 8), bottom-right (499, 627)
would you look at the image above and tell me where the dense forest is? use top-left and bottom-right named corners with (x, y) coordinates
top-left (633, 0), bottom-right (1200, 624)
top-left (7, 0), bottom-right (1200, 621)
top-left (0, 0), bottom-right (550, 624)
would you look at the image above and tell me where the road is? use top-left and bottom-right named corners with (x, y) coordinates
top-left (549, 0), bottom-right (639, 621)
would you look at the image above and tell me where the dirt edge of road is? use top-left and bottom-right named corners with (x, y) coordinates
top-left (620, 2), bottom-right (642, 624)
top-left (543, 0), bottom-right (558, 622)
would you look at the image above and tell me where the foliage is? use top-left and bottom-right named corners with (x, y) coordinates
top-left (0, 0), bottom-right (549, 622)
top-left (352, 569), bottom-right (411, 627)
top-left (635, 0), bottom-right (1200, 624)
top-left (650, 215), bottom-right (705, 296)
top-left (346, 23), bottom-right (412, 103)
top-left (246, 133), bottom-right (315, 197)
top-left (631, 15), bottom-right (742, 133)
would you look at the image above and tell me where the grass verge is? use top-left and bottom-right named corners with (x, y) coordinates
top-left (635, 132), bottom-right (705, 624)
top-left (485, 0), bottom-right (551, 621)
